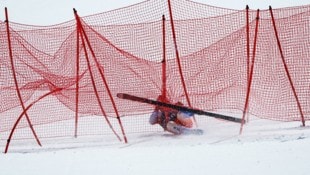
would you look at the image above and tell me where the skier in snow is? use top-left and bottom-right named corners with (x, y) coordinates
top-left (149, 95), bottom-right (195, 135)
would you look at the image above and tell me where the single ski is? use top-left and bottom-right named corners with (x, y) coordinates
top-left (117, 93), bottom-right (244, 123)
top-left (178, 127), bottom-right (204, 135)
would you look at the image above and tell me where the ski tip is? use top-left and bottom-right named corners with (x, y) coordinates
top-left (116, 93), bottom-right (124, 98)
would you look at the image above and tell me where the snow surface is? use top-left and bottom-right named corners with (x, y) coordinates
top-left (0, 0), bottom-right (310, 175)
top-left (0, 117), bottom-right (310, 175)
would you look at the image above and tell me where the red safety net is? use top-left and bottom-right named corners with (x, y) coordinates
top-left (0, 0), bottom-right (309, 151)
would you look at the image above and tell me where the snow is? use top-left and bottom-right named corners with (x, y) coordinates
top-left (1, 117), bottom-right (309, 175)
top-left (0, 0), bottom-right (310, 175)
top-left (2, 140), bottom-right (310, 175)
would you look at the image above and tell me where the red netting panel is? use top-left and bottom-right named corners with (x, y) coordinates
top-left (82, 0), bottom-right (240, 61)
top-left (0, 1), bottom-right (310, 144)
top-left (172, 24), bottom-right (248, 109)
top-left (259, 5), bottom-right (310, 19)
top-left (0, 23), bottom-right (50, 114)
top-left (0, 21), bottom-right (89, 141)
top-left (56, 19), bottom-right (162, 117)
top-left (82, 0), bottom-right (238, 25)
top-left (7, 20), bottom-right (77, 56)
top-left (246, 8), bottom-right (310, 121)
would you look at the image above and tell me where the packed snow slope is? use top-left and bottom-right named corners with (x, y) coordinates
top-left (0, 117), bottom-right (309, 175)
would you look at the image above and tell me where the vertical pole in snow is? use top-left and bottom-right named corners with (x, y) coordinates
top-left (74, 19), bottom-right (80, 138)
top-left (162, 15), bottom-right (171, 125)
top-left (240, 9), bottom-right (260, 134)
top-left (269, 6), bottom-right (305, 126)
top-left (162, 15), bottom-right (167, 99)
top-left (245, 5), bottom-right (250, 122)
top-left (4, 7), bottom-right (42, 152)
top-left (5, 89), bottom-right (62, 153)
top-left (74, 9), bottom-right (128, 143)
top-left (81, 32), bottom-right (128, 144)
top-left (79, 21), bottom-right (128, 143)
top-left (82, 27), bottom-right (130, 143)
top-left (246, 6), bottom-right (250, 88)
top-left (74, 9), bottom-right (122, 142)
top-left (167, 0), bottom-right (197, 126)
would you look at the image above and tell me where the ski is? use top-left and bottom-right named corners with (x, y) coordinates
top-left (173, 126), bottom-right (204, 135)
top-left (117, 93), bottom-right (244, 123)
top-left (181, 128), bottom-right (204, 135)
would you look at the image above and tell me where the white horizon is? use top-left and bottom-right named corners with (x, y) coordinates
top-left (0, 0), bottom-right (309, 25)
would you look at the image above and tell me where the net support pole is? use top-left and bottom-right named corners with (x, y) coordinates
top-left (162, 15), bottom-right (172, 125)
top-left (4, 7), bottom-right (42, 152)
top-left (162, 15), bottom-right (167, 99)
top-left (269, 6), bottom-right (305, 126)
top-left (74, 9), bottom-right (121, 142)
top-left (74, 9), bottom-right (126, 142)
top-left (245, 5), bottom-right (250, 122)
top-left (77, 15), bottom-right (127, 144)
top-left (240, 9), bottom-right (260, 134)
top-left (74, 19), bottom-right (80, 138)
top-left (167, 0), bottom-right (197, 127)
top-left (81, 27), bottom-right (130, 143)
top-left (5, 89), bottom-right (62, 153)
top-left (246, 5), bottom-right (250, 83)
